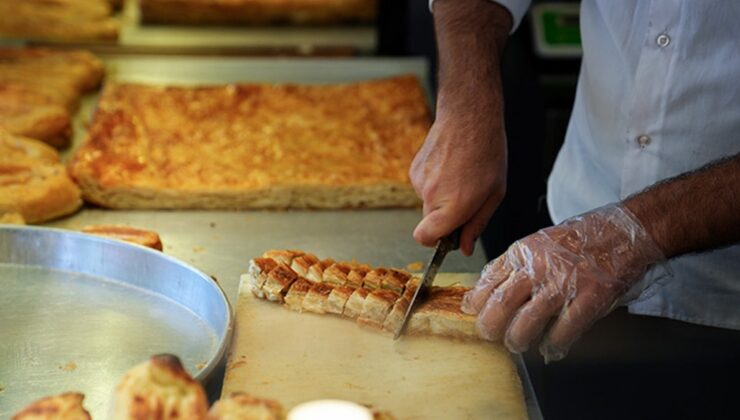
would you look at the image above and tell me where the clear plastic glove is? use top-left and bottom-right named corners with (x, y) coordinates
top-left (462, 204), bottom-right (668, 362)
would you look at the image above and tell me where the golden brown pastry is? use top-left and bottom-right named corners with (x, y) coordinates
top-left (261, 263), bottom-right (299, 303)
top-left (140, 0), bottom-right (376, 25)
top-left (0, 0), bottom-right (118, 42)
top-left (111, 354), bottom-right (208, 420)
top-left (69, 76), bottom-right (429, 210)
top-left (0, 160), bottom-right (82, 224)
top-left (245, 251), bottom-right (481, 340)
top-left (207, 392), bottom-right (285, 420)
top-left (11, 392), bottom-right (91, 420)
top-left (0, 48), bottom-right (104, 147)
top-left (0, 211), bottom-right (25, 224)
top-left (283, 277), bottom-right (315, 311)
top-left (81, 224), bottom-right (164, 251)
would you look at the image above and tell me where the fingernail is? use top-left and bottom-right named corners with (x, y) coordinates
top-left (504, 336), bottom-right (528, 354)
top-left (540, 342), bottom-right (567, 364)
top-left (461, 292), bottom-right (476, 314)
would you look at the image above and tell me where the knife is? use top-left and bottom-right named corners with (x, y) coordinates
top-left (394, 227), bottom-right (462, 340)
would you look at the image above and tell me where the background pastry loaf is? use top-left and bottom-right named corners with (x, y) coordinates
top-left (70, 75), bottom-right (430, 210)
top-left (140, 0), bottom-right (377, 25)
top-left (0, 48), bottom-right (105, 148)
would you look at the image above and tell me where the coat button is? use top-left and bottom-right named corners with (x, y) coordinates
top-left (656, 33), bottom-right (671, 48)
top-left (636, 135), bottom-right (652, 148)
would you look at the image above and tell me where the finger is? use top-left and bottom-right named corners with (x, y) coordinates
top-left (476, 270), bottom-right (533, 341)
top-left (504, 283), bottom-right (565, 353)
top-left (461, 257), bottom-right (512, 314)
top-left (459, 192), bottom-right (504, 256)
top-left (538, 281), bottom-right (616, 362)
top-left (413, 204), bottom-right (470, 247)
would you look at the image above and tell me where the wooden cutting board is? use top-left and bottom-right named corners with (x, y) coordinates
top-left (222, 273), bottom-right (527, 419)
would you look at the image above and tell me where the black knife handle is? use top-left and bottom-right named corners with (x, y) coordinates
top-left (443, 227), bottom-right (462, 252)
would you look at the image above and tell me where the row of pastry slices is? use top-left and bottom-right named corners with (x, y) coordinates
top-left (245, 250), bottom-right (481, 340)
top-left (12, 354), bottom-right (283, 420)
top-left (12, 354), bottom-right (394, 420)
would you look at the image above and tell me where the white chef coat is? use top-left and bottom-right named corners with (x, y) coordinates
top-left (430, 0), bottom-right (740, 330)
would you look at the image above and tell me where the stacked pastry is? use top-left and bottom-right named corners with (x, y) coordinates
top-left (0, 48), bottom-right (105, 148)
top-left (244, 250), bottom-right (480, 340)
top-left (0, 0), bottom-right (118, 42)
top-left (139, 0), bottom-right (377, 25)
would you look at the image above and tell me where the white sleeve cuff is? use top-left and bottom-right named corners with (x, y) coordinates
top-left (428, 0), bottom-right (532, 33)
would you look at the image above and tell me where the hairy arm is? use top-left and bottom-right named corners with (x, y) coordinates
top-left (625, 152), bottom-right (740, 257)
top-left (410, 0), bottom-right (513, 255)
top-left (465, 152), bottom-right (740, 361)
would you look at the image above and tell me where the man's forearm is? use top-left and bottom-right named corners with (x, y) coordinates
top-left (624, 153), bottom-right (740, 258)
top-left (433, 0), bottom-right (512, 116)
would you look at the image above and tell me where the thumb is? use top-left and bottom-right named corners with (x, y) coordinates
top-left (413, 204), bottom-right (469, 247)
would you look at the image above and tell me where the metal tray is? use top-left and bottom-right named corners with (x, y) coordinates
top-left (0, 226), bottom-right (233, 418)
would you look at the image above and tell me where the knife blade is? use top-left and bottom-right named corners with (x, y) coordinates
top-left (394, 227), bottom-right (462, 340)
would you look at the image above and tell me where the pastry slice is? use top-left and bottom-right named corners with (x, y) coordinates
top-left (12, 392), bottom-right (91, 420)
top-left (81, 224), bottom-right (163, 251)
top-left (323, 262), bottom-right (352, 286)
top-left (290, 254), bottom-right (319, 277)
top-left (0, 128), bottom-right (59, 164)
top-left (346, 263), bottom-right (370, 288)
top-left (326, 285), bottom-right (354, 315)
top-left (0, 161), bottom-right (81, 223)
top-left (362, 268), bottom-right (387, 291)
top-left (381, 269), bottom-right (412, 294)
top-left (358, 289), bottom-right (399, 330)
top-left (207, 392), bottom-right (284, 420)
top-left (302, 282), bottom-right (334, 314)
top-left (382, 278), bottom-right (418, 334)
top-left (305, 258), bottom-right (334, 283)
top-left (417, 286), bottom-right (479, 339)
top-left (111, 354), bottom-right (208, 420)
top-left (343, 287), bottom-right (370, 319)
top-left (284, 277), bottom-right (315, 312)
top-left (263, 249), bottom-right (304, 266)
top-left (262, 263), bottom-right (299, 302)
top-left (244, 257), bottom-right (279, 299)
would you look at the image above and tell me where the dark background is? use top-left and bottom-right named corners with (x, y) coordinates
top-left (375, 1), bottom-right (740, 419)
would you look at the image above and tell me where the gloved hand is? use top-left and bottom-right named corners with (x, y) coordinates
top-left (462, 204), bottom-right (669, 362)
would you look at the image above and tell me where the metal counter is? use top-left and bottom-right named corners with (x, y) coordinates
top-left (42, 56), bottom-right (541, 419)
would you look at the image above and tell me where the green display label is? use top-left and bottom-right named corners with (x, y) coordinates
top-left (542, 11), bottom-right (581, 46)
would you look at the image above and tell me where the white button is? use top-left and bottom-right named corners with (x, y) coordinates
top-left (656, 33), bottom-right (671, 48)
top-left (636, 135), bottom-right (651, 148)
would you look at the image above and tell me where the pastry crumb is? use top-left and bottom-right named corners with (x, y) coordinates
top-left (406, 261), bottom-right (424, 271)
top-left (58, 361), bottom-right (77, 372)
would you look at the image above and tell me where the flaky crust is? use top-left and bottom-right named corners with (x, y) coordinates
top-left (245, 251), bottom-right (482, 340)
top-left (0, 0), bottom-right (119, 42)
top-left (0, 161), bottom-right (81, 224)
top-left (69, 76), bottom-right (430, 210)
top-left (81, 224), bottom-right (164, 250)
top-left (12, 392), bottom-right (91, 420)
top-left (207, 392), bottom-right (285, 420)
top-left (0, 48), bottom-right (105, 147)
top-left (140, 0), bottom-right (376, 25)
top-left (111, 354), bottom-right (208, 420)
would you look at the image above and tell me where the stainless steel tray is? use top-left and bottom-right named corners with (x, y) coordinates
top-left (0, 226), bottom-right (233, 418)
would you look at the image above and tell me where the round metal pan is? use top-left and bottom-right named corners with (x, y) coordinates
top-left (0, 226), bottom-right (233, 418)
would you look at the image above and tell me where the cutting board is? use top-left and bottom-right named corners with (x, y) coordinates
top-left (222, 273), bottom-right (527, 419)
